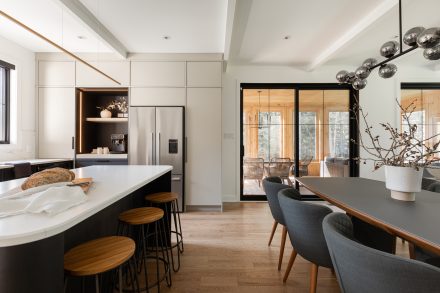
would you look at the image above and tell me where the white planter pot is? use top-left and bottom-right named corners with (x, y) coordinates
top-left (384, 165), bottom-right (423, 201)
top-left (100, 109), bottom-right (112, 118)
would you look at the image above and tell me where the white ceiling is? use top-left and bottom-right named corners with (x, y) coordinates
top-left (0, 0), bottom-right (113, 52)
top-left (0, 0), bottom-right (439, 70)
top-left (228, 0), bottom-right (440, 69)
top-left (326, 0), bottom-right (440, 68)
top-left (228, 0), bottom-right (384, 66)
top-left (79, 0), bottom-right (228, 53)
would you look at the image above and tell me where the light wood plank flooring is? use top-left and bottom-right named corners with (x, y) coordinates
top-left (133, 202), bottom-right (409, 293)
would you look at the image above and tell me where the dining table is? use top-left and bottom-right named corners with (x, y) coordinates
top-left (296, 177), bottom-right (440, 255)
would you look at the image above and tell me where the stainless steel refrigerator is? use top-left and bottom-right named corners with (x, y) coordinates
top-left (129, 106), bottom-right (185, 211)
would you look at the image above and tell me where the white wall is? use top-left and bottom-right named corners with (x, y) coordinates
top-left (221, 62), bottom-right (440, 202)
top-left (0, 35), bottom-right (35, 161)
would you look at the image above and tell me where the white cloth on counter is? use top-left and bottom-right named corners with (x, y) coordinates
top-left (0, 185), bottom-right (87, 218)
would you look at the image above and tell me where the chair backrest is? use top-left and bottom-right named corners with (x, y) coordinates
top-left (427, 181), bottom-right (440, 193)
top-left (269, 158), bottom-right (291, 177)
top-left (243, 157), bottom-right (264, 179)
top-left (323, 213), bottom-right (440, 293)
top-left (262, 177), bottom-right (291, 225)
top-left (278, 191), bottom-right (333, 268)
top-left (300, 156), bottom-right (313, 166)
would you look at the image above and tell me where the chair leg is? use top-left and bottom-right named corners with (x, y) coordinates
top-left (283, 249), bottom-right (297, 283)
top-left (268, 221), bottom-right (278, 246)
top-left (310, 263), bottom-right (318, 293)
top-left (278, 225), bottom-right (287, 271)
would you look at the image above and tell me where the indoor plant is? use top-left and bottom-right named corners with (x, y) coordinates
top-left (355, 99), bottom-right (440, 201)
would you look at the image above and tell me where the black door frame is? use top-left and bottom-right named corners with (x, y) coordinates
top-left (240, 83), bottom-right (359, 201)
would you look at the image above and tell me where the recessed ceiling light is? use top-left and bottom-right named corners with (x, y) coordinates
top-left (77, 35), bottom-right (86, 40)
top-left (283, 35), bottom-right (290, 40)
top-left (163, 36), bottom-right (171, 40)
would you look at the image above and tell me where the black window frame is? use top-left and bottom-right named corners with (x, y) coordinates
top-left (240, 83), bottom-right (359, 201)
top-left (0, 60), bottom-right (14, 144)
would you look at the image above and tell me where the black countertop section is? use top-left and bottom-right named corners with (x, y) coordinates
top-left (298, 177), bottom-right (440, 254)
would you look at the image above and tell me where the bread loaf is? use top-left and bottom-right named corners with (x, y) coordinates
top-left (21, 168), bottom-right (75, 190)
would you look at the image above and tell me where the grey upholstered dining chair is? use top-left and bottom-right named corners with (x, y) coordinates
top-left (262, 177), bottom-right (301, 271)
top-left (323, 212), bottom-right (440, 293)
top-left (278, 190), bottom-right (333, 293)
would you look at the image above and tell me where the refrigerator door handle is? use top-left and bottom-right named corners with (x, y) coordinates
top-left (171, 176), bottom-right (181, 181)
top-left (185, 137), bottom-right (188, 163)
top-left (151, 132), bottom-right (155, 165)
top-left (158, 132), bottom-right (161, 165)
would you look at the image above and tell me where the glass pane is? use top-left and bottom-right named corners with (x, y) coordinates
top-left (299, 112), bottom-right (316, 160)
top-left (242, 88), bottom-right (295, 196)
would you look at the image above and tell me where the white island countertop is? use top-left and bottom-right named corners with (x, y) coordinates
top-left (0, 165), bottom-right (172, 247)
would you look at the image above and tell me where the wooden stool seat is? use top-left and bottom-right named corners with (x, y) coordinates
top-left (64, 236), bottom-right (135, 277)
top-left (145, 192), bottom-right (178, 203)
top-left (118, 207), bottom-right (164, 225)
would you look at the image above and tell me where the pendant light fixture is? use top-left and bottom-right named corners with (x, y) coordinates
top-left (336, 0), bottom-right (440, 90)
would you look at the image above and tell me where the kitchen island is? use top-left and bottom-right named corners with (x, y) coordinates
top-left (0, 165), bottom-right (172, 293)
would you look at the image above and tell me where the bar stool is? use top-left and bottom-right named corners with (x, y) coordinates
top-left (118, 207), bottom-right (171, 292)
top-left (64, 236), bottom-right (139, 293)
top-left (145, 192), bottom-right (184, 272)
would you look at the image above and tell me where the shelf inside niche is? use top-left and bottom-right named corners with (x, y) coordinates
top-left (86, 117), bottom-right (128, 123)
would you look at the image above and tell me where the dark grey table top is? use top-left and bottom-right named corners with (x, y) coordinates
top-left (297, 177), bottom-right (440, 254)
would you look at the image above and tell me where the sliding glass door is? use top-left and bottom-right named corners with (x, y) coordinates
top-left (240, 84), bottom-right (357, 200)
top-left (297, 90), bottom-right (350, 179)
top-left (242, 89), bottom-right (295, 196)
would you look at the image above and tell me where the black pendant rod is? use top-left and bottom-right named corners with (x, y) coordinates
top-left (368, 0), bottom-right (420, 70)
top-left (369, 46), bottom-right (418, 70)
top-left (399, 0), bottom-right (403, 53)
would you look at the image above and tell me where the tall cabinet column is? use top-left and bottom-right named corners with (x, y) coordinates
top-left (186, 62), bottom-right (222, 208)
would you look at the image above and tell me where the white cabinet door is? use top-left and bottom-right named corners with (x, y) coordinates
top-left (130, 88), bottom-right (186, 106)
top-left (187, 62), bottom-right (222, 87)
top-left (131, 62), bottom-right (185, 87)
top-left (186, 88), bottom-right (222, 206)
top-left (38, 88), bottom-right (75, 158)
top-left (38, 61), bottom-right (75, 86)
top-left (76, 61), bottom-right (130, 87)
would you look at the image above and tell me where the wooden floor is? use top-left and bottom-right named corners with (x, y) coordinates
top-left (136, 202), bottom-right (407, 293)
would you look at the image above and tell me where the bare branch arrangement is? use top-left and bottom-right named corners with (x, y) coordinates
top-left (353, 99), bottom-right (440, 170)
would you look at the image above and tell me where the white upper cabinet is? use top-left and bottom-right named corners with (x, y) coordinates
top-left (38, 61), bottom-right (75, 87)
top-left (38, 87), bottom-right (75, 159)
top-left (187, 62), bottom-right (222, 87)
top-left (130, 88), bottom-right (186, 106)
top-left (76, 61), bottom-right (130, 87)
top-left (131, 62), bottom-right (186, 87)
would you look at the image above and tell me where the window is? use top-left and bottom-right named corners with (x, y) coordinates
top-left (257, 112), bottom-right (281, 161)
top-left (299, 112), bottom-right (316, 160)
top-left (0, 60), bottom-right (14, 144)
top-left (329, 112), bottom-right (350, 158)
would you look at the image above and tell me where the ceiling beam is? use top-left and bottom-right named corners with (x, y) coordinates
top-left (306, 0), bottom-right (398, 71)
top-left (224, 0), bottom-right (237, 63)
top-left (225, 0), bottom-right (253, 67)
top-left (55, 0), bottom-right (128, 59)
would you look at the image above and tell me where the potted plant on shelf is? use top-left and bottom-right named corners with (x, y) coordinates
top-left (355, 99), bottom-right (440, 201)
top-left (96, 97), bottom-right (128, 119)
top-left (96, 105), bottom-right (112, 118)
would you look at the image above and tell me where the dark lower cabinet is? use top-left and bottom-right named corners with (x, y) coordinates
top-left (0, 160), bottom-right (74, 182)
top-left (75, 158), bottom-right (128, 168)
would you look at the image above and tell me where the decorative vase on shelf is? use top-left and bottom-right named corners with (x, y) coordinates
top-left (100, 109), bottom-right (112, 118)
top-left (384, 165), bottom-right (424, 201)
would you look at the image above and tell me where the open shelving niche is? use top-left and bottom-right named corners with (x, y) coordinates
top-left (76, 88), bottom-right (129, 155)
